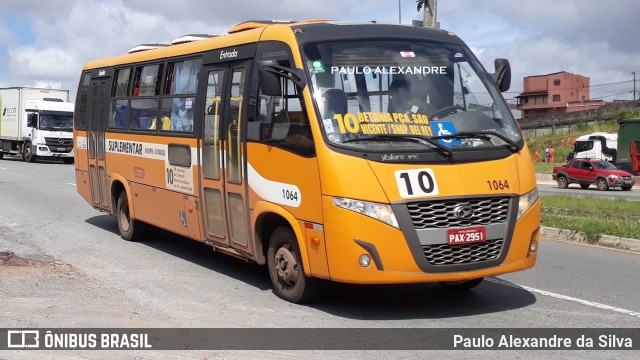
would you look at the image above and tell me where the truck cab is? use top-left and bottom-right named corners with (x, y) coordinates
top-left (570, 132), bottom-right (617, 162)
top-left (23, 99), bottom-right (75, 163)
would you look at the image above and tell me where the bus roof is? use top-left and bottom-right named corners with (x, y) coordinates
top-left (82, 20), bottom-right (465, 70)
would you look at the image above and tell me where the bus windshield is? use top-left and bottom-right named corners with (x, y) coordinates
top-left (303, 40), bottom-right (522, 153)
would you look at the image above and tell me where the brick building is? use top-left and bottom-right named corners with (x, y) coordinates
top-left (515, 71), bottom-right (603, 118)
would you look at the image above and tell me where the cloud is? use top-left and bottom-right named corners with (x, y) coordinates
top-left (437, 0), bottom-right (640, 100)
top-left (0, 0), bottom-right (638, 101)
top-left (9, 46), bottom-right (79, 81)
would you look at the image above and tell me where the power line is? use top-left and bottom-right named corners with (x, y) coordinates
top-left (591, 90), bottom-right (633, 100)
top-left (505, 79), bottom-right (633, 95)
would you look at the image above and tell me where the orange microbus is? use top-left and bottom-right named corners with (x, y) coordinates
top-left (74, 20), bottom-right (539, 303)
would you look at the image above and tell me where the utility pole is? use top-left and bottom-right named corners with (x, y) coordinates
top-left (398, 0), bottom-right (402, 24)
top-left (421, 0), bottom-right (438, 28)
top-left (633, 71), bottom-right (637, 101)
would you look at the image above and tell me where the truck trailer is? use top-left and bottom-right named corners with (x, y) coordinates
top-left (0, 87), bottom-right (75, 163)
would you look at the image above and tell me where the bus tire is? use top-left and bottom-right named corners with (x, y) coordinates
top-left (267, 226), bottom-right (318, 303)
top-left (439, 277), bottom-right (484, 291)
top-left (22, 142), bottom-right (37, 163)
top-left (116, 191), bottom-right (144, 242)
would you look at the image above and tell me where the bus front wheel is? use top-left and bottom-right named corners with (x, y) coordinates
top-left (439, 277), bottom-right (484, 291)
top-left (267, 226), bottom-right (318, 303)
top-left (116, 191), bottom-right (144, 241)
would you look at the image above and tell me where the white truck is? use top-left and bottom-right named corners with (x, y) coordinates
top-left (0, 87), bottom-right (75, 163)
top-left (567, 132), bottom-right (618, 162)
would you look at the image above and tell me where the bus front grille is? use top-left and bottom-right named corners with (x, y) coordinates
top-left (422, 239), bottom-right (503, 265)
top-left (406, 197), bottom-right (510, 229)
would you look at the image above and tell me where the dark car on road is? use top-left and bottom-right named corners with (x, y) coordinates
top-left (552, 159), bottom-right (635, 191)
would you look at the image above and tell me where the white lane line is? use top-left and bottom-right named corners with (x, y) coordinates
top-left (488, 277), bottom-right (640, 319)
top-left (0, 215), bottom-right (19, 227)
top-left (0, 167), bottom-right (7, 170)
top-left (67, 183), bottom-right (76, 186)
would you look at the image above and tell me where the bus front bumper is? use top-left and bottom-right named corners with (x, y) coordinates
top-left (321, 196), bottom-right (540, 284)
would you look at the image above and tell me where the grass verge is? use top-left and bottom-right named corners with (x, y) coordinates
top-left (541, 194), bottom-right (640, 243)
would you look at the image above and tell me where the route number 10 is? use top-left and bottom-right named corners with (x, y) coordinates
top-left (395, 169), bottom-right (440, 198)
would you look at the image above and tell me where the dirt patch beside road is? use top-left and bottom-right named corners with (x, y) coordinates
top-left (0, 250), bottom-right (165, 329)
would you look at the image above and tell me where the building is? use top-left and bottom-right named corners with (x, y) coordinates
top-left (515, 71), bottom-right (603, 118)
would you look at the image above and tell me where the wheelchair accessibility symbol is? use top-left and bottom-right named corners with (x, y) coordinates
top-left (431, 121), bottom-right (461, 146)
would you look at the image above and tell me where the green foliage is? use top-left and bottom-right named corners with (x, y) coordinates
top-left (533, 162), bottom-right (556, 173)
top-left (540, 194), bottom-right (640, 216)
top-left (541, 195), bottom-right (640, 243)
top-left (526, 118), bottom-right (623, 172)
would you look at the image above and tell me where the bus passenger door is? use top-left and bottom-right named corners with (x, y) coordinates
top-left (87, 78), bottom-right (111, 211)
top-left (224, 62), bottom-right (253, 255)
top-left (200, 62), bottom-right (254, 256)
top-left (201, 67), bottom-right (229, 245)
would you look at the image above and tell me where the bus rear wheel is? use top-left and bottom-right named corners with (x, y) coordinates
top-left (116, 191), bottom-right (144, 241)
top-left (267, 227), bottom-right (318, 303)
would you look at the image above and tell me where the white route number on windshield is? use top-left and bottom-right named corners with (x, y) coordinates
top-left (395, 169), bottom-right (440, 198)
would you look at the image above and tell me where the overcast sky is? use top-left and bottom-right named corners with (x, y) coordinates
top-left (0, 0), bottom-right (638, 102)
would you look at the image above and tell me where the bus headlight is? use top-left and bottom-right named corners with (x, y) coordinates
top-left (517, 188), bottom-right (539, 220)
top-left (333, 197), bottom-right (399, 228)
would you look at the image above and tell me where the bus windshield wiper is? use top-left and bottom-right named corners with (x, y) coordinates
top-left (431, 131), bottom-right (520, 153)
top-left (342, 135), bottom-right (452, 158)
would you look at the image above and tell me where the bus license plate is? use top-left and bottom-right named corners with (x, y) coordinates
top-left (447, 227), bottom-right (486, 245)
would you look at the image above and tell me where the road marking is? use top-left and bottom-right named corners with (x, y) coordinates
top-left (0, 167), bottom-right (7, 170)
top-left (0, 215), bottom-right (19, 227)
top-left (488, 278), bottom-right (640, 319)
top-left (67, 183), bottom-right (76, 186)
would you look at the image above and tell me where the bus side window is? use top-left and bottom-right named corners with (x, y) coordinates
top-left (110, 100), bottom-right (129, 128)
top-left (249, 61), bottom-right (314, 157)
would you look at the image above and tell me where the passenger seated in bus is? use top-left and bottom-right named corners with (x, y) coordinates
top-left (170, 99), bottom-right (194, 132)
top-left (148, 116), bottom-right (172, 130)
top-left (137, 111), bottom-right (152, 128)
top-left (112, 104), bottom-right (129, 128)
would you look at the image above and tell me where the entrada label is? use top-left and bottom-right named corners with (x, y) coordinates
top-left (220, 49), bottom-right (238, 59)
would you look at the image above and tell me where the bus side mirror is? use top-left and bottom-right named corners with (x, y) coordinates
top-left (492, 58), bottom-right (511, 92)
top-left (258, 62), bottom-right (307, 97)
top-left (27, 113), bottom-right (38, 128)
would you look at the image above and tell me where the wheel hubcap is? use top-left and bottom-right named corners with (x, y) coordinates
top-left (274, 246), bottom-right (298, 286)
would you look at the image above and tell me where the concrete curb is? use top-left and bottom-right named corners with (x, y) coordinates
top-left (540, 226), bottom-right (640, 251)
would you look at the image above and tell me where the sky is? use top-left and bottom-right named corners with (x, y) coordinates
top-left (0, 0), bottom-right (638, 103)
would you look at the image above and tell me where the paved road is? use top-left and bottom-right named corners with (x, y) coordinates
top-left (537, 181), bottom-right (640, 201)
top-left (1, 157), bottom-right (639, 359)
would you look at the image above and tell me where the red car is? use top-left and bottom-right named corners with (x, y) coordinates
top-left (552, 159), bottom-right (635, 191)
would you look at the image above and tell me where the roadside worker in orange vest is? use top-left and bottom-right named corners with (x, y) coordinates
top-left (549, 146), bottom-right (555, 164)
top-left (534, 149), bottom-right (540, 162)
